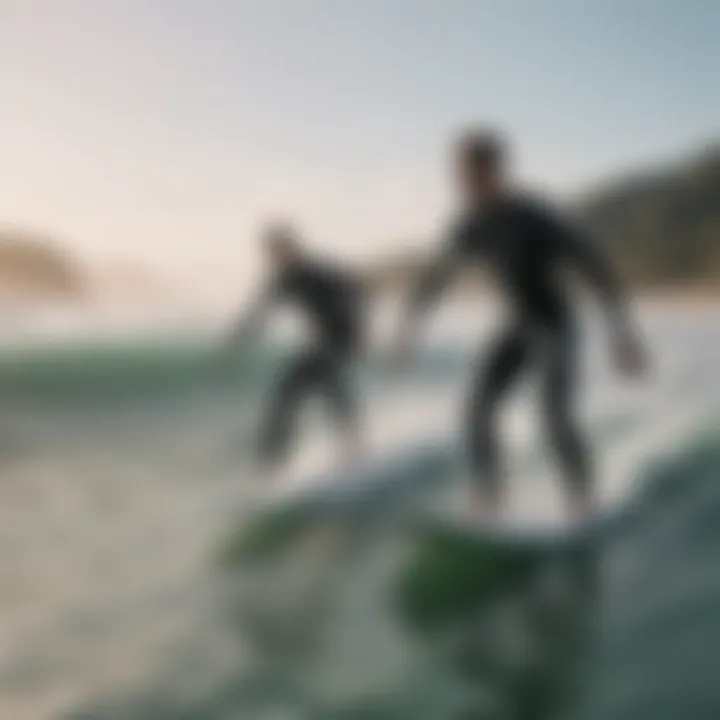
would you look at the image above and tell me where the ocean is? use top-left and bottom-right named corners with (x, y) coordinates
top-left (1, 300), bottom-right (719, 719)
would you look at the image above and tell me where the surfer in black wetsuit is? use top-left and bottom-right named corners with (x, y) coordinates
top-left (221, 222), bottom-right (366, 470)
top-left (393, 130), bottom-right (647, 521)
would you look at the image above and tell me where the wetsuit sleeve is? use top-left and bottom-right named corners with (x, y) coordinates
top-left (405, 221), bottom-right (466, 322)
top-left (341, 272), bottom-right (368, 346)
top-left (540, 206), bottom-right (627, 320)
top-left (226, 279), bottom-right (282, 347)
top-left (345, 273), bottom-right (367, 309)
top-left (351, 276), bottom-right (370, 319)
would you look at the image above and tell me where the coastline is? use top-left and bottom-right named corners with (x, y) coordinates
top-left (635, 286), bottom-right (720, 309)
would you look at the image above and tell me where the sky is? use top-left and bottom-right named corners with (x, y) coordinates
top-left (1, 0), bottom-right (718, 294)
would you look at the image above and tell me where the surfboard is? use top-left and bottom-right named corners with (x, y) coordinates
top-left (416, 508), bottom-right (624, 553)
top-left (395, 509), bottom-right (627, 632)
top-left (222, 439), bottom-right (461, 564)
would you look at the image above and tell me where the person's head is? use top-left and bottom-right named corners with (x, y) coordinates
top-left (261, 221), bottom-right (303, 271)
top-left (454, 129), bottom-right (509, 207)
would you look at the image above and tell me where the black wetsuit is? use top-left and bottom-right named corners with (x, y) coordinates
top-left (258, 259), bottom-right (364, 462)
top-left (410, 194), bottom-right (623, 496)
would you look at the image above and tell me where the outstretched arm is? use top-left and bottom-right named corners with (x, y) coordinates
top-left (392, 240), bottom-right (462, 363)
top-left (408, 248), bottom-right (460, 321)
top-left (220, 283), bottom-right (278, 357)
top-left (564, 226), bottom-right (626, 323)
top-left (550, 212), bottom-right (647, 376)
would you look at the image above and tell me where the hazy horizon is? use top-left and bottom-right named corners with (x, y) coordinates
top-left (2, 0), bottom-right (718, 295)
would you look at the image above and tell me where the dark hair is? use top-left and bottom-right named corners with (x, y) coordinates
top-left (456, 129), bottom-right (507, 172)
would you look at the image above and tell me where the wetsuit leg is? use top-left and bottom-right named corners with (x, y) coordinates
top-left (317, 347), bottom-right (357, 431)
top-left (539, 324), bottom-right (592, 501)
top-left (258, 349), bottom-right (323, 464)
top-left (467, 326), bottom-right (533, 497)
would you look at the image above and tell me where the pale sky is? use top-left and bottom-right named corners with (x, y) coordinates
top-left (1, 0), bottom-right (718, 291)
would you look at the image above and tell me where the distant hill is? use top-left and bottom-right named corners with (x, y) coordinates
top-left (90, 262), bottom-right (172, 304)
top-left (581, 144), bottom-right (720, 286)
top-left (0, 229), bottom-right (86, 301)
top-left (366, 144), bottom-right (720, 293)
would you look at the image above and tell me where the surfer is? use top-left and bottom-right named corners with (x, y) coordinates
top-left (220, 222), bottom-right (366, 471)
top-left (392, 130), bottom-right (647, 522)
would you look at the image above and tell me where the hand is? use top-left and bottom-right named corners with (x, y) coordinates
top-left (611, 327), bottom-right (648, 379)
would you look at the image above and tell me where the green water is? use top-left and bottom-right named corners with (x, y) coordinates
top-left (200, 438), bottom-right (720, 720)
top-left (1, 308), bottom-right (720, 719)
